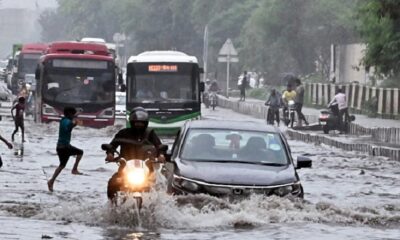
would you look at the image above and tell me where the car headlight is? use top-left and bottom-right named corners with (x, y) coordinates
top-left (274, 183), bottom-right (302, 197)
top-left (274, 185), bottom-right (293, 196)
top-left (181, 180), bottom-right (200, 192)
top-left (172, 175), bottom-right (200, 192)
top-left (126, 168), bottom-right (146, 186)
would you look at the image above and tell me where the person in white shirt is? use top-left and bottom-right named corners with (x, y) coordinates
top-left (328, 88), bottom-right (349, 133)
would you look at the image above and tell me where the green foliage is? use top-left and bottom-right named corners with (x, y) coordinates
top-left (247, 88), bottom-right (269, 100)
top-left (361, 96), bottom-right (378, 117)
top-left (357, 0), bottom-right (400, 79)
top-left (39, 0), bottom-right (358, 81)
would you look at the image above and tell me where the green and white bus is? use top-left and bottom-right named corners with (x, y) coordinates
top-left (126, 51), bottom-right (203, 135)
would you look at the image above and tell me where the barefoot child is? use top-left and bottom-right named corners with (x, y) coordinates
top-left (47, 107), bottom-right (84, 192)
top-left (11, 97), bottom-right (25, 143)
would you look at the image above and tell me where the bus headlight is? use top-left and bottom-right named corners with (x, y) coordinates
top-left (42, 104), bottom-right (58, 116)
top-left (126, 168), bottom-right (146, 186)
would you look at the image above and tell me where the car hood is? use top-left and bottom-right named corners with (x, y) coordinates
top-left (176, 159), bottom-right (298, 186)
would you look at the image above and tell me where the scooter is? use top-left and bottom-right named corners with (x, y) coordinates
top-left (319, 104), bottom-right (355, 134)
top-left (283, 100), bottom-right (296, 128)
top-left (209, 91), bottom-right (217, 110)
top-left (101, 142), bottom-right (165, 209)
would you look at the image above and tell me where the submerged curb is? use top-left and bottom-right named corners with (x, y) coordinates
top-left (286, 129), bottom-right (400, 161)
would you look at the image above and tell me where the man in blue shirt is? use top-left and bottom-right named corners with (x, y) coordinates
top-left (47, 107), bottom-right (84, 192)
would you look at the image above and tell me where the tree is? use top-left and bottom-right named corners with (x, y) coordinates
top-left (357, 0), bottom-right (400, 79)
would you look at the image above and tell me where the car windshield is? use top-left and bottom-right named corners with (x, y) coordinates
top-left (180, 129), bottom-right (289, 165)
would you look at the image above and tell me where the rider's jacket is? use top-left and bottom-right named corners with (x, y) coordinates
top-left (282, 90), bottom-right (296, 103)
top-left (109, 128), bottom-right (162, 160)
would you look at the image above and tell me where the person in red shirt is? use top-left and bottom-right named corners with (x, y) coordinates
top-left (11, 97), bottom-right (25, 143)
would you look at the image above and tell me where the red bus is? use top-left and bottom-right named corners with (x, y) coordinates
top-left (35, 41), bottom-right (116, 128)
top-left (12, 43), bottom-right (47, 94)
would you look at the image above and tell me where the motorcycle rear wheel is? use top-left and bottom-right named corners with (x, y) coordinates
top-left (323, 125), bottom-right (329, 134)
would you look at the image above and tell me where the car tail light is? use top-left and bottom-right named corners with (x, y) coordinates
top-left (98, 107), bottom-right (114, 118)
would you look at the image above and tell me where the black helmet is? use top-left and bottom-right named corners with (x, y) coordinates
top-left (129, 107), bottom-right (149, 129)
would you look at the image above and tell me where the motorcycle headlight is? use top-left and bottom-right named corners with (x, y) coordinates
top-left (126, 168), bottom-right (146, 186)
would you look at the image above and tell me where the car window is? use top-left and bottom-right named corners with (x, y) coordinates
top-left (180, 129), bottom-right (288, 165)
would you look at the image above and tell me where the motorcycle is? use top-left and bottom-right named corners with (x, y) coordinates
top-left (101, 142), bottom-right (166, 209)
top-left (319, 104), bottom-right (355, 134)
top-left (283, 100), bottom-right (296, 128)
top-left (209, 91), bottom-right (217, 110)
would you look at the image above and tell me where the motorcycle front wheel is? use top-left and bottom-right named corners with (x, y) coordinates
top-left (107, 173), bottom-right (121, 200)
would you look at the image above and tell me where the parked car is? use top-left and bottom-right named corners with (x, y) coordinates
top-left (115, 91), bottom-right (126, 118)
top-left (164, 120), bottom-right (312, 198)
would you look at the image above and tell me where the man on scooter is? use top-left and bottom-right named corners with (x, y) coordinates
top-left (328, 88), bottom-right (349, 133)
top-left (105, 107), bottom-right (166, 171)
top-left (282, 84), bottom-right (297, 126)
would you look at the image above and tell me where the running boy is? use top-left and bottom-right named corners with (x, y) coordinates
top-left (47, 107), bottom-right (84, 192)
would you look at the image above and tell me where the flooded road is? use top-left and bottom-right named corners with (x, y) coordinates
top-left (0, 107), bottom-right (399, 239)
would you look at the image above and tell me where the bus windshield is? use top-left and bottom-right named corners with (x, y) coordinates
top-left (18, 53), bottom-right (41, 78)
top-left (129, 63), bottom-right (199, 103)
top-left (43, 60), bottom-right (115, 104)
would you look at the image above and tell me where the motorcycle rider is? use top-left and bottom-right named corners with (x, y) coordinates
top-left (105, 107), bottom-right (165, 172)
top-left (265, 89), bottom-right (281, 126)
top-left (328, 88), bottom-right (349, 133)
top-left (282, 84), bottom-right (297, 126)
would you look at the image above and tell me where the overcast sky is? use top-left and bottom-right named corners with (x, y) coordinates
top-left (0, 0), bottom-right (57, 10)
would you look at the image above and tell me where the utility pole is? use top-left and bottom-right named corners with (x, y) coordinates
top-left (218, 38), bottom-right (238, 98)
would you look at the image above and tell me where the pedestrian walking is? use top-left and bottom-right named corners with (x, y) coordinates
top-left (47, 107), bottom-right (84, 192)
top-left (11, 97), bottom-right (25, 143)
top-left (294, 78), bottom-right (309, 126)
top-left (239, 71), bottom-right (248, 101)
top-left (0, 134), bottom-right (13, 168)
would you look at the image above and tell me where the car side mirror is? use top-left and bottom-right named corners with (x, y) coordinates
top-left (296, 156), bottom-right (312, 169)
top-left (200, 82), bottom-right (205, 92)
top-left (199, 67), bottom-right (204, 74)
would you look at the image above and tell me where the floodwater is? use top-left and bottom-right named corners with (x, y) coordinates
top-left (0, 107), bottom-right (399, 239)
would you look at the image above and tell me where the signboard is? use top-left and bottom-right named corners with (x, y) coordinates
top-left (52, 59), bottom-right (108, 69)
top-left (219, 38), bottom-right (238, 56)
top-left (148, 65), bottom-right (178, 72)
top-left (218, 56), bottom-right (239, 62)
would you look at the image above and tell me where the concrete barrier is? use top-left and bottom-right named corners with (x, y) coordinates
top-left (306, 83), bottom-right (400, 119)
top-left (287, 129), bottom-right (400, 161)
